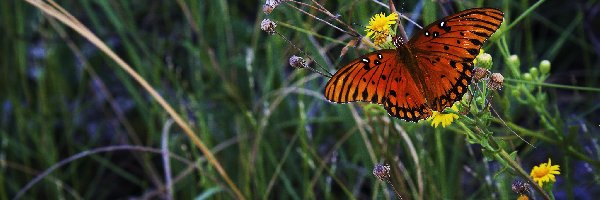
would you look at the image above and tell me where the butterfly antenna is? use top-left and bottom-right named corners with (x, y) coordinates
top-left (275, 31), bottom-right (333, 78)
top-left (401, 1), bottom-right (405, 15)
top-left (387, 0), bottom-right (408, 42)
top-left (488, 100), bottom-right (535, 148)
top-left (472, 83), bottom-right (535, 148)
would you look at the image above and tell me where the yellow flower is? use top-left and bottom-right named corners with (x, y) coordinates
top-left (427, 104), bottom-right (459, 128)
top-left (516, 194), bottom-right (529, 200)
top-left (365, 12), bottom-right (397, 45)
top-left (371, 34), bottom-right (389, 46)
top-left (529, 158), bottom-right (560, 187)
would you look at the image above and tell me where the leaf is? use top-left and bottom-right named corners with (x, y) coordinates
top-left (194, 187), bottom-right (223, 200)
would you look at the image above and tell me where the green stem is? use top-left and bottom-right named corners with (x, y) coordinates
top-left (435, 130), bottom-right (448, 198)
top-left (505, 78), bottom-right (600, 92)
top-left (567, 146), bottom-right (600, 168)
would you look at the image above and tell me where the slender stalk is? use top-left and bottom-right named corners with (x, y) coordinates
top-left (505, 78), bottom-right (600, 92)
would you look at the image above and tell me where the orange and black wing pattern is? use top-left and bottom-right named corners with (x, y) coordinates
top-left (324, 50), bottom-right (430, 122)
top-left (409, 8), bottom-right (503, 111)
top-left (325, 8), bottom-right (503, 122)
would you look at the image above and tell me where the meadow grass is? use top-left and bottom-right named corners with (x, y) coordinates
top-left (1, 0), bottom-right (599, 199)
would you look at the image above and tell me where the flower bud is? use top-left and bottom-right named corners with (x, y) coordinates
top-left (529, 67), bottom-right (539, 78)
top-left (539, 60), bottom-right (551, 74)
top-left (260, 19), bottom-right (277, 35)
top-left (475, 53), bottom-right (493, 69)
top-left (505, 55), bottom-right (520, 76)
top-left (511, 88), bottom-right (521, 97)
top-left (522, 73), bottom-right (532, 81)
top-left (508, 55), bottom-right (520, 67)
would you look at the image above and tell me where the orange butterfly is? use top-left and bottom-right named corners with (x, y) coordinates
top-left (324, 8), bottom-right (503, 122)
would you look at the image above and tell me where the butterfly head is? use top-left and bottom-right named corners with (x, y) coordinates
top-left (392, 36), bottom-right (405, 48)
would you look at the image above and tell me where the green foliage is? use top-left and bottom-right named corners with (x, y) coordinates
top-left (1, 0), bottom-right (599, 200)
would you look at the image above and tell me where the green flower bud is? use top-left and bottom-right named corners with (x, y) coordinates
top-left (475, 53), bottom-right (493, 69)
top-left (529, 67), bottom-right (539, 78)
top-left (511, 88), bottom-right (521, 97)
top-left (539, 60), bottom-right (551, 74)
top-left (508, 55), bottom-right (520, 68)
top-left (505, 55), bottom-right (521, 77)
top-left (522, 73), bottom-right (532, 81)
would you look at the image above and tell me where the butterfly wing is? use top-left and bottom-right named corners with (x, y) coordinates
top-left (408, 8), bottom-right (504, 111)
top-left (382, 62), bottom-right (432, 122)
top-left (324, 50), bottom-right (431, 121)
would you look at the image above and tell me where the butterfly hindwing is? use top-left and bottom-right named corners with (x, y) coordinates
top-left (409, 8), bottom-right (503, 111)
top-left (415, 55), bottom-right (474, 111)
top-left (383, 66), bottom-right (431, 122)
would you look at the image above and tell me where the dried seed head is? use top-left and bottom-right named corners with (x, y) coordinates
top-left (261, 19), bottom-right (277, 35)
top-left (472, 67), bottom-right (490, 83)
top-left (289, 55), bottom-right (306, 69)
top-left (512, 181), bottom-right (531, 195)
top-left (263, 4), bottom-right (275, 14)
top-left (487, 73), bottom-right (504, 90)
top-left (263, 0), bottom-right (281, 14)
top-left (372, 163), bottom-right (391, 181)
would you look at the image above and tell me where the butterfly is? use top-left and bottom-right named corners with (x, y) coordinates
top-left (324, 8), bottom-right (504, 122)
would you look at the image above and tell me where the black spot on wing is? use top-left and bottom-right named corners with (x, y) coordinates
top-left (469, 39), bottom-right (482, 46)
top-left (467, 49), bottom-right (479, 56)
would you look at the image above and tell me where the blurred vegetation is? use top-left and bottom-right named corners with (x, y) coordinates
top-left (1, 0), bottom-right (599, 199)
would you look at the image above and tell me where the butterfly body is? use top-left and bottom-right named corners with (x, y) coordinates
top-left (324, 8), bottom-right (504, 122)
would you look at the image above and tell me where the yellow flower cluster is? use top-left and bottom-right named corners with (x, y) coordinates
top-left (365, 12), bottom-right (397, 45)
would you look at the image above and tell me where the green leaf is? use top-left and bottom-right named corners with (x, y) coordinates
top-left (195, 187), bottom-right (224, 200)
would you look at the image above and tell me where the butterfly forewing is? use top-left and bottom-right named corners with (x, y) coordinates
top-left (324, 50), bottom-right (431, 121)
top-left (409, 8), bottom-right (503, 112)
